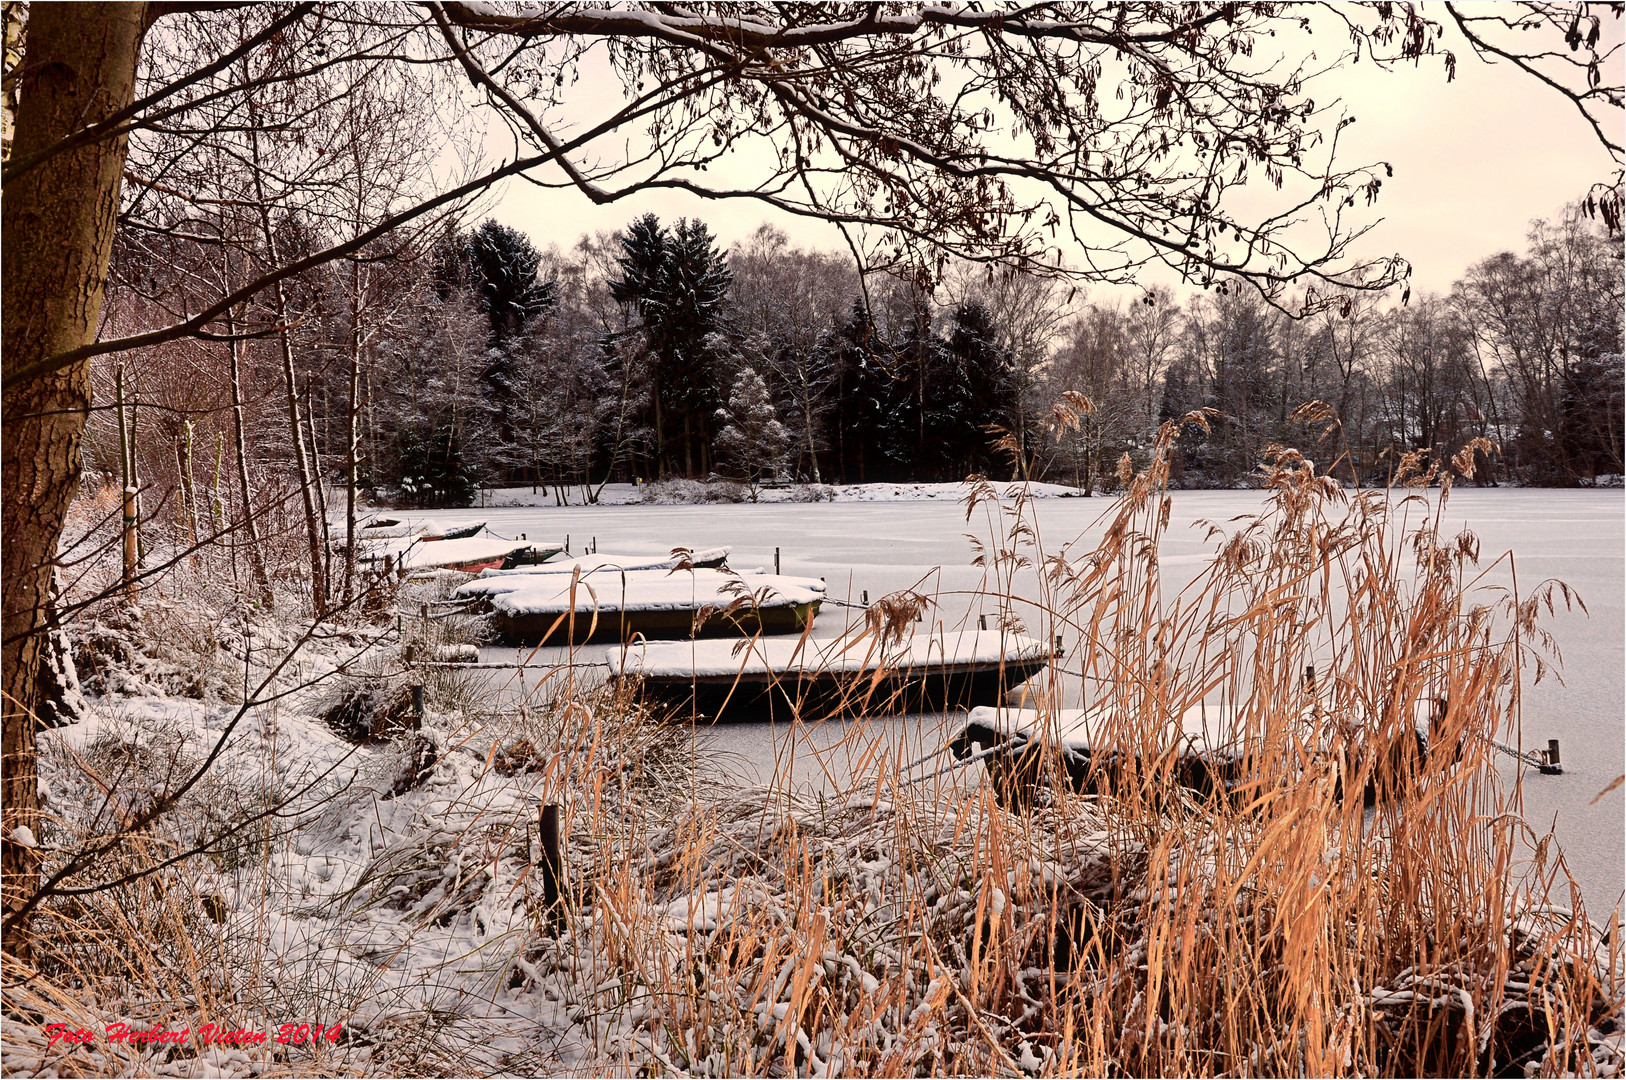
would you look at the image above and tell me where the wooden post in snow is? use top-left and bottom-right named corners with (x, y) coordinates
top-left (539, 803), bottom-right (564, 935)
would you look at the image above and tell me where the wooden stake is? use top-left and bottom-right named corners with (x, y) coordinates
top-left (539, 803), bottom-right (564, 934)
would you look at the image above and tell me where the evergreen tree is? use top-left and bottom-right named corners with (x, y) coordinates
top-left (823, 300), bottom-right (895, 483)
top-left (713, 367), bottom-right (790, 499)
top-left (937, 301), bottom-right (1018, 478)
top-left (396, 425), bottom-right (477, 508)
top-left (608, 214), bottom-right (732, 477)
top-left (467, 219), bottom-right (557, 346)
top-left (462, 220), bottom-right (557, 472)
top-left (885, 305), bottom-right (932, 479)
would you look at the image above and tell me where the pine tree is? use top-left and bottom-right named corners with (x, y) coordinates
top-left (823, 299), bottom-right (895, 483)
top-left (608, 214), bottom-right (732, 477)
top-left (938, 300), bottom-right (1018, 478)
top-left (462, 220), bottom-right (557, 473)
top-left (396, 425), bottom-right (477, 508)
top-left (467, 219), bottom-right (557, 346)
top-left (713, 367), bottom-right (790, 500)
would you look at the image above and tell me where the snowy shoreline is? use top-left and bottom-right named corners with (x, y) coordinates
top-left (396, 473), bottom-right (1626, 513)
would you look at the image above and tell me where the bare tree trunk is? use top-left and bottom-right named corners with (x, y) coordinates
top-left (245, 126), bottom-right (327, 614)
top-left (211, 432), bottom-right (225, 538)
top-left (115, 364), bottom-right (138, 602)
top-left (345, 259), bottom-right (362, 604)
top-left (225, 305), bottom-right (272, 606)
top-left (280, 301), bottom-right (327, 616)
top-left (178, 419), bottom-right (200, 563)
top-left (1, 1), bottom-right (147, 951)
top-left (305, 375), bottom-right (333, 606)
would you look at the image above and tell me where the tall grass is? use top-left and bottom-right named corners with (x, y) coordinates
top-left (4, 421), bottom-right (1617, 1077)
top-left (521, 414), bottom-right (1618, 1076)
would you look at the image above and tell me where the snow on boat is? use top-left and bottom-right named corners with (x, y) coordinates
top-left (359, 535), bottom-right (558, 574)
top-left (950, 697), bottom-right (1449, 804)
top-left (420, 519), bottom-right (487, 541)
top-left (455, 568), bottom-right (824, 644)
top-left (397, 536), bottom-right (554, 572)
top-left (607, 629), bottom-right (1054, 722)
top-left (469, 546), bottom-right (731, 581)
top-left (355, 517), bottom-right (488, 541)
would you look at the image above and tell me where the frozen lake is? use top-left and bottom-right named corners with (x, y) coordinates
top-left (455, 487), bottom-right (1624, 913)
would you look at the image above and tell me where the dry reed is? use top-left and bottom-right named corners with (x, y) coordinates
top-left (4, 421), bottom-right (1619, 1077)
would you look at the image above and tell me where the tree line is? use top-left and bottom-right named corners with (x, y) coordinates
top-left (96, 202), bottom-right (1623, 540)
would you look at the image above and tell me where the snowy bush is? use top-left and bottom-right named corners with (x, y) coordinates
top-left (635, 478), bottom-right (749, 504)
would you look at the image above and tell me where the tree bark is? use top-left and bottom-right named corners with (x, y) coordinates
top-left (345, 258), bottom-right (362, 604)
top-left (245, 112), bottom-right (327, 618)
top-left (225, 301), bottom-right (272, 607)
top-left (1, 1), bottom-right (147, 951)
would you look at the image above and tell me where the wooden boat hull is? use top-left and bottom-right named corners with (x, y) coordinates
top-left (444, 557), bottom-right (507, 573)
top-left (500, 545), bottom-right (564, 567)
top-left (425, 522), bottom-right (487, 541)
top-left (491, 599), bottom-right (819, 645)
top-left (627, 654), bottom-right (1051, 723)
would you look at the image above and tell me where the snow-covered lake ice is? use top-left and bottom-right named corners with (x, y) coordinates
top-left (441, 486), bottom-right (1624, 911)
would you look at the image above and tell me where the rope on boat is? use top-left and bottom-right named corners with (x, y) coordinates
top-left (899, 738), bottom-right (1025, 786)
top-left (1486, 737), bottom-right (1560, 773)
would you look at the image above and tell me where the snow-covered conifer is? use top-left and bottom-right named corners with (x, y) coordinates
top-left (713, 367), bottom-right (789, 500)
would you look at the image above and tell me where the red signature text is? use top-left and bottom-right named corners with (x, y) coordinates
top-left (43, 1021), bottom-right (342, 1050)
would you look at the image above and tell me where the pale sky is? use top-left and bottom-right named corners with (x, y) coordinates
top-left (480, 9), bottom-right (1619, 303)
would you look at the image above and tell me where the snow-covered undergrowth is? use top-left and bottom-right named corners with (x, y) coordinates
top-left (4, 566), bottom-right (1133, 1076)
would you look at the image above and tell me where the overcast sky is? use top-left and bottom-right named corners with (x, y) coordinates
top-left (481, 13), bottom-right (1619, 303)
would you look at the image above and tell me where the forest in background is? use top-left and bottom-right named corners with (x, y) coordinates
top-left (99, 196), bottom-right (1623, 528)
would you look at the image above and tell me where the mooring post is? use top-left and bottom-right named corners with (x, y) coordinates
top-left (411, 683), bottom-right (424, 719)
top-left (1542, 738), bottom-right (1563, 775)
top-left (1303, 664), bottom-right (1316, 691)
top-left (979, 614), bottom-right (987, 630)
top-left (539, 803), bottom-right (564, 934)
top-left (1054, 634), bottom-right (1065, 658)
top-left (774, 546), bottom-right (780, 574)
top-left (861, 589), bottom-right (868, 605)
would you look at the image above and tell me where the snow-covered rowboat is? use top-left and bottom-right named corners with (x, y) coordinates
top-left (455, 567), bottom-right (824, 644)
top-left (608, 629), bottom-right (1054, 722)
top-left (470, 546), bottom-right (731, 579)
top-left (950, 697), bottom-right (1452, 805)
top-left (362, 536), bottom-right (560, 574)
top-left (401, 537), bottom-right (560, 573)
top-left (357, 516), bottom-right (487, 540)
top-left (422, 520), bottom-right (487, 541)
